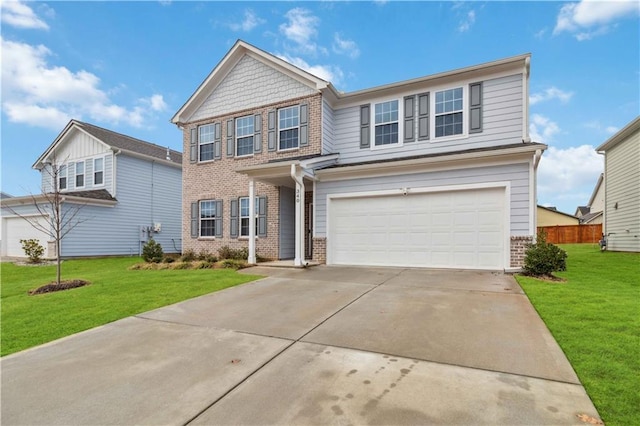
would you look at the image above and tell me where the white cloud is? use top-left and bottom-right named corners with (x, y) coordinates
top-left (605, 126), bottom-right (619, 134)
top-left (1, 37), bottom-right (165, 130)
top-left (229, 9), bottom-right (265, 32)
top-left (530, 86), bottom-right (574, 105)
top-left (1, 0), bottom-right (49, 30)
top-left (537, 145), bottom-right (603, 206)
top-left (458, 10), bottom-right (476, 32)
top-left (332, 34), bottom-right (360, 59)
top-left (554, 0), bottom-right (639, 40)
top-left (530, 114), bottom-right (561, 143)
top-left (279, 8), bottom-right (320, 55)
top-left (585, 121), bottom-right (620, 135)
top-left (277, 54), bottom-right (343, 86)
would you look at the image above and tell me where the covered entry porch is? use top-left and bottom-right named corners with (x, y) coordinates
top-left (236, 155), bottom-right (338, 266)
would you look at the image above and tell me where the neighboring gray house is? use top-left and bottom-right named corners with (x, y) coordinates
top-left (1, 120), bottom-right (182, 258)
top-left (596, 116), bottom-right (640, 252)
top-left (173, 40), bottom-right (545, 271)
top-left (575, 173), bottom-right (604, 224)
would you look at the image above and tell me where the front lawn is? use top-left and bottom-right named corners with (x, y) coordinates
top-left (1, 257), bottom-right (261, 356)
top-left (516, 244), bottom-right (639, 426)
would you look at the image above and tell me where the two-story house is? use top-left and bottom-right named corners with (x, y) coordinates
top-left (172, 40), bottom-right (545, 271)
top-left (1, 120), bottom-right (182, 258)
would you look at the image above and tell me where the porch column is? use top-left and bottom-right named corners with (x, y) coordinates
top-left (290, 164), bottom-right (305, 266)
top-left (248, 178), bottom-right (256, 264)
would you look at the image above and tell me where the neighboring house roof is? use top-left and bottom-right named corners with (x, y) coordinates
top-left (33, 120), bottom-right (182, 169)
top-left (575, 206), bottom-right (590, 217)
top-left (61, 189), bottom-right (117, 202)
top-left (172, 39), bottom-right (530, 125)
top-left (1, 190), bottom-right (117, 208)
top-left (537, 205), bottom-right (579, 220)
top-left (0, 192), bottom-right (13, 199)
top-left (596, 116), bottom-right (640, 152)
top-left (588, 173), bottom-right (604, 207)
top-left (580, 211), bottom-right (603, 224)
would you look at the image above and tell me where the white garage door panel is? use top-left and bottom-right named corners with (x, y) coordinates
top-left (4, 216), bottom-right (50, 258)
top-left (329, 187), bottom-right (505, 269)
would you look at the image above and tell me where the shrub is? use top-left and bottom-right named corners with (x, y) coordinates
top-left (180, 249), bottom-right (196, 262)
top-left (218, 259), bottom-right (246, 270)
top-left (170, 262), bottom-right (191, 270)
top-left (522, 231), bottom-right (567, 277)
top-left (193, 260), bottom-right (214, 269)
top-left (163, 256), bottom-right (176, 264)
top-left (218, 246), bottom-right (248, 260)
top-left (20, 239), bottom-right (44, 263)
top-left (197, 250), bottom-right (218, 263)
top-left (142, 239), bottom-right (164, 263)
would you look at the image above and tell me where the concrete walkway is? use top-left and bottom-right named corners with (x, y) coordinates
top-left (1, 266), bottom-right (600, 425)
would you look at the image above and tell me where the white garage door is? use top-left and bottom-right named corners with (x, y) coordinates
top-left (328, 187), bottom-right (505, 269)
top-left (3, 216), bottom-right (50, 258)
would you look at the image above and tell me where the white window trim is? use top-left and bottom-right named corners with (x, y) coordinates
top-left (431, 85), bottom-right (469, 142)
top-left (199, 199), bottom-right (219, 239)
top-left (236, 116), bottom-right (254, 158)
top-left (75, 161), bottom-right (85, 189)
top-left (277, 105), bottom-right (300, 152)
top-left (58, 164), bottom-right (67, 191)
top-left (93, 156), bottom-right (105, 187)
top-left (370, 98), bottom-right (404, 151)
top-left (198, 124), bottom-right (215, 163)
top-left (238, 196), bottom-right (259, 238)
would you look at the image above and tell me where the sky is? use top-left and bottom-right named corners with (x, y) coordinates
top-left (1, 0), bottom-right (638, 215)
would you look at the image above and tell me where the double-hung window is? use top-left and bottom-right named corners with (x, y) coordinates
top-left (93, 157), bottom-right (104, 186)
top-left (435, 88), bottom-right (463, 137)
top-left (278, 106), bottom-right (299, 150)
top-left (374, 100), bottom-right (399, 146)
top-left (199, 124), bottom-right (215, 161)
top-left (236, 116), bottom-right (254, 157)
top-left (75, 161), bottom-right (85, 188)
top-left (239, 197), bottom-right (259, 237)
top-left (58, 165), bottom-right (67, 190)
top-left (199, 200), bottom-right (219, 237)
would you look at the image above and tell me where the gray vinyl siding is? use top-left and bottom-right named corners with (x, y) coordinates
top-left (315, 163), bottom-right (530, 237)
top-left (278, 186), bottom-right (295, 259)
top-left (604, 131), bottom-right (640, 252)
top-left (322, 99), bottom-right (335, 155)
top-left (41, 153), bottom-right (115, 195)
top-left (330, 74), bottom-right (523, 165)
top-left (59, 154), bottom-right (182, 256)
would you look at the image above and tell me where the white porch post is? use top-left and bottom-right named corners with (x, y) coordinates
top-left (290, 164), bottom-right (305, 266)
top-left (248, 178), bottom-right (256, 264)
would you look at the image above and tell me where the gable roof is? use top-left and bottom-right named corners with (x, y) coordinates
top-left (537, 205), bottom-right (579, 220)
top-left (587, 173), bottom-right (604, 207)
top-left (596, 116), bottom-right (640, 152)
top-left (33, 120), bottom-right (182, 169)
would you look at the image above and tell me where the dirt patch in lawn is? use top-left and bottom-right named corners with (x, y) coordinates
top-left (29, 280), bottom-right (90, 295)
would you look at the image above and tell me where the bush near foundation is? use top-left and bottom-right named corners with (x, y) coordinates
top-left (522, 231), bottom-right (567, 277)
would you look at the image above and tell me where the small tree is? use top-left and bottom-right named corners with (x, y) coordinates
top-left (20, 239), bottom-right (45, 263)
top-left (522, 230), bottom-right (567, 277)
top-left (142, 238), bottom-right (164, 263)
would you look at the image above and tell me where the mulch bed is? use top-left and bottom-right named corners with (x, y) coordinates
top-left (29, 280), bottom-right (90, 295)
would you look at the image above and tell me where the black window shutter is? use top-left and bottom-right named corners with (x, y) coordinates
top-left (360, 104), bottom-right (370, 149)
top-left (214, 122), bottom-right (222, 160)
top-left (230, 198), bottom-right (239, 238)
top-left (299, 104), bottom-right (308, 147)
top-left (404, 95), bottom-right (415, 143)
top-left (190, 128), bottom-right (197, 163)
top-left (190, 202), bottom-right (199, 238)
top-left (418, 93), bottom-right (429, 141)
top-left (258, 196), bottom-right (267, 237)
top-left (469, 82), bottom-right (483, 134)
top-left (226, 119), bottom-right (235, 157)
top-left (267, 110), bottom-right (277, 151)
top-left (254, 114), bottom-right (262, 153)
top-left (214, 200), bottom-right (223, 237)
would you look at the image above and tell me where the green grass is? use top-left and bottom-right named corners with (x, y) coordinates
top-left (516, 244), bottom-right (640, 426)
top-left (1, 257), bottom-right (261, 356)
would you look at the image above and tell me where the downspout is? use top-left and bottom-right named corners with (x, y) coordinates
top-left (290, 164), bottom-right (305, 267)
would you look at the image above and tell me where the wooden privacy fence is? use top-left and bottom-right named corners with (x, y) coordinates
top-left (537, 224), bottom-right (603, 244)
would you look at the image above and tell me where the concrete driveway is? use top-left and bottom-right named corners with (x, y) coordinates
top-left (1, 266), bottom-right (600, 425)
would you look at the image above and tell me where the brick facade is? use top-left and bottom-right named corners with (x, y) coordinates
top-left (182, 93), bottom-right (322, 260)
top-left (312, 237), bottom-right (327, 264)
top-left (510, 235), bottom-right (533, 268)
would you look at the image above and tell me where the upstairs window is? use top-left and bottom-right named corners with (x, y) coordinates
top-left (374, 100), bottom-right (399, 146)
top-left (75, 161), bottom-right (85, 188)
top-left (199, 124), bottom-right (215, 161)
top-left (435, 88), bottom-right (463, 137)
top-left (278, 106), bottom-right (299, 150)
top-left (236, 116), bottom-right (254, 157)
top-left (94, 157), bottom-right (104, 186)
top-left (58, 165), bottom-right (67, 190)
top-left (199, 200), bottom-right (220, 237)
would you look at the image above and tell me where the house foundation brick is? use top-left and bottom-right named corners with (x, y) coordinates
top-left (312, 237), bottom-right (327, 264)
top-left (510, 235), bottom-right (533, 268)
